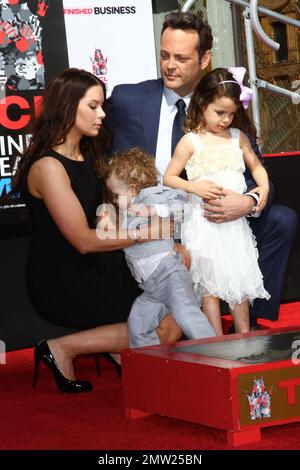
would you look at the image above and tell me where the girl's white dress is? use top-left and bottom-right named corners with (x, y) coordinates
top-left (182, 128), bottom-right (270, 309)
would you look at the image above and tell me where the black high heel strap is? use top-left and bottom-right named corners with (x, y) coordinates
top-left (102, 352), bottom-right (122, 378)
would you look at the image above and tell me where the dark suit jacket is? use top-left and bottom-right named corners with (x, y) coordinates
top-left (106, 79), bottom-right (163, 158)
top-left (106, 78), bottom-right (273, 204)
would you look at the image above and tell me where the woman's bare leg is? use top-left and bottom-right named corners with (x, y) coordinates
top-left (109, 314), bottom-right (182, 365)
top-left (230, 301), bottom-right (250, 333)
top-left (47, 314), bottom-right (181, 379)
top-left (156, 314), bottom-right (182, 343)
top-left (202, 296), bottom-right (222, 336)
top-left (48, 322), bottom-right (129, 379)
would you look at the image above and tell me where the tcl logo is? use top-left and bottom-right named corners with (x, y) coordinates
top-left (0, 95), bottom-right (42, 130)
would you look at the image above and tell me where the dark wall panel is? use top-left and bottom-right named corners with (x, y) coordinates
top-left (265, 154), bottom-right (300, 301)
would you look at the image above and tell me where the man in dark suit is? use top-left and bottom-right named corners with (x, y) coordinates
top-left (106, 10), bottom-right (298, 324)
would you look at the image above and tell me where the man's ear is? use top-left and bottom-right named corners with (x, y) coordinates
top-left (200, 50), bottom-right (212, 70)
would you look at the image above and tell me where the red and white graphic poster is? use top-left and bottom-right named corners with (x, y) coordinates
top-left (0, 0), bottom-right (68, 224)
top-left (63, 0), bottom-right (157, 96)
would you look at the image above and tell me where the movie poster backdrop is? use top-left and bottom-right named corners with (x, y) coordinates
top-left (0, 0), bottom-right (156, 226)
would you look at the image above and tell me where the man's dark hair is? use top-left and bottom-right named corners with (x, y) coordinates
top-left (162, 10), bottom-right (213, 59)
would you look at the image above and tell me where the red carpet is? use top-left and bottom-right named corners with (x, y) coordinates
top-left (222, 301), bottom-right (300, 333)
top-left (1, 302), bottom-right (300, 450)
top-left (258, 301), bottom-right (300, 329)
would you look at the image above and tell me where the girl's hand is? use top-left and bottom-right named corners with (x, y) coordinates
top-left (194, 180), bottom-right (224, 199)
top-left (251, 186), bottom-right (269, 212)
top-left (128, 204), bottom-right (156, 217)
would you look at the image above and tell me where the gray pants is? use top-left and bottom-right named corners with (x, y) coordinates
top-left (128, 254), bottom-right (216, 348)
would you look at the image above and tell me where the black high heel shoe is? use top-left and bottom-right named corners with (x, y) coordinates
top-left (92, 353), bottom-right (121, 378)
top-left (93, 353), bottom-right (101, 377)
top-left (33, 340), bottom-right (93, 393)
top-left (102, 353), bottom-right (122, 378)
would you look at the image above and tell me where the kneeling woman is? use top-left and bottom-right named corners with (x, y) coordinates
top-left (13, 68), bottom-right (180, 393)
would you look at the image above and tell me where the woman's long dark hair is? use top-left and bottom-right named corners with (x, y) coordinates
top-left (185, 67), bottom-right (257, 139)
top-left (13, 68), bottom-right (109, 195)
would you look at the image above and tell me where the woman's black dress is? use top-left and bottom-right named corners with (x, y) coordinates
top-left (25, 150), bottom-right (140, 329)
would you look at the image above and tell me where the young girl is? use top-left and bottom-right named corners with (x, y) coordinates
top-left (164, 67), bottom-right (270, 336)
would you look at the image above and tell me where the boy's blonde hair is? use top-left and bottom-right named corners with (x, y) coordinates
top-left (103, 147), bottom-right (159, 191)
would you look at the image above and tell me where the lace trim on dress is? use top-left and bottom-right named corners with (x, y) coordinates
top-left (185, 130), bottom-right (245, 182)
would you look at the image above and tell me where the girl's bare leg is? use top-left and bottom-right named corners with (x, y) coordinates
top-left (230, 300), bottom-right (250, 333)
top-left (174, 243), bottom-right (191, 270)
top-left (202, 296), bottom-right (223, 336)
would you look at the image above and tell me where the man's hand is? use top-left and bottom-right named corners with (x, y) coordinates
top-left (204, 188), bottom-right (255, 223)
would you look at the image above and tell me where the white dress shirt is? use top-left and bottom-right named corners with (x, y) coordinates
top-left (126, 201), bottom-right (172, 282)
top-left (155, 87), bottom-right (192, 180)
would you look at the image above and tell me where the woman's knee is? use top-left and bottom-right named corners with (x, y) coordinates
top-left (156, 314), bottom-right (182, 343)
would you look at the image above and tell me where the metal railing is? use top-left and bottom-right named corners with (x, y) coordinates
top-left (181, 0), bottom-right (300, 137)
